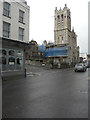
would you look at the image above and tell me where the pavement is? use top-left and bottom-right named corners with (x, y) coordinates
top-left (2, 66), bottom-right (88, 118)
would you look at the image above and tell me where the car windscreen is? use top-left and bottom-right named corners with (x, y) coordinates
top-left (77, 64), bottom-right (83, 66)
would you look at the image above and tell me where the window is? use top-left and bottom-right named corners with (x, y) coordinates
top-left (8, 57), bottom-right (15, 65)
top-left (62, 37), bottom-right (63, 40)
top-left (62, 23), bottom-right (64, 28)
top-left (3, 22), bottom-right (10, 38)
top-left (3, 2), bottom-right (10, 17)
top-left (61, 14), bottom-right (63, 21)
top-left (19, 10), bottom-right (24, 23)
top-left (58, 23), bottom-right (60, 29)
top-left (17, 58), bottom-right (20, 64)
top-left (9, 50), bottom-right (15, 56)
top-left (2, 57), bottom-right (6, 64)
top-left (2, 50), bottom-right (7, 55)
top-left (17, 51), bottom-right (22, 56)
top-left (58, 37), bottom-right (59, 43)
top-left (61, 31), bottom-right (63, 35)
top-left (19, 27), bottom-right (24, 41)
top-left (57, 15), bottom-right (60, 19)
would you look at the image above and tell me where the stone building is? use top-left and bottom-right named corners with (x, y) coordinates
top-left (54, 4), bottom-right (71, 44)
top-left (38, 5), bottom-right (79, 64)
top-left (0, 0), bottom-right (30, 80)
top-left (53, 4), bottom-right (79, 63)
top-left (25, 40), bottom-right (38, 60)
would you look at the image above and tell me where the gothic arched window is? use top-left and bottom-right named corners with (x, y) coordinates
top-left (57, 15), bottom-right (60, 19)
top-left (61, 14), bottom-right (63, 21)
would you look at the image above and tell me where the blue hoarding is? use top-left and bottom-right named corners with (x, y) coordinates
top-left (38, 45), bottom-right (67, 57)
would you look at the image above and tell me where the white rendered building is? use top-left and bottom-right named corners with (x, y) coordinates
top-left (0, 0), bottom-right (30, 79)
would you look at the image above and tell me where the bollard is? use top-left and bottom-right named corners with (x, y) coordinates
top-left (24, 68), bottom-right (26, 77)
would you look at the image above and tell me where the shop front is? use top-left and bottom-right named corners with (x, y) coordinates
top-left (1, 37), bottom-right (28, 80)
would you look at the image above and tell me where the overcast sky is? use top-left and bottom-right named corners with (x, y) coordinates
top-left (27, 0), bottom-right (89, 53)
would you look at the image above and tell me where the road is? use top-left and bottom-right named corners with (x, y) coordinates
top-left (2, 66), bottom-right (88, 118)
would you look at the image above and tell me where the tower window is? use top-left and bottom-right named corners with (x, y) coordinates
top-left (61, 14), bottom-right (63, 21)
top-left (62, 37), bottom-right (63, 40)
top-left (57, 15), bottom-right (60, 19)
top-left (58, 37), bottom-right (59, 43)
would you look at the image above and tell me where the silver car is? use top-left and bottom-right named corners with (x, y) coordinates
top-left (74, 63), bottom-right (86, 72)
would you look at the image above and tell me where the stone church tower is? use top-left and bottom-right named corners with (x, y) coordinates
top-left (54, 4), bottom-right (79, 63)
top-left (54, 4), bottom-right (71, 44)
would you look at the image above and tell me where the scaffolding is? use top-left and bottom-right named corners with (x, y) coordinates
top-left (38, 45), bottom-right (68, 58)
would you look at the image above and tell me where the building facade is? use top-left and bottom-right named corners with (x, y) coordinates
top-left (54, 4), bottom-right (79, 63)
top-left (54, 4), bottom-right (71, 44)
top-left (0, 0), bottom-right (30, 79)
top-left (38, 5), bottom-right (79, 64)
top-left (25, 40), bottom-right (38, 60)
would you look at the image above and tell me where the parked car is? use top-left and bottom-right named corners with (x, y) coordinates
top-left (74, 63), bottom-right (86, 72)
top-left (83, 62), bottom-right (89, 68)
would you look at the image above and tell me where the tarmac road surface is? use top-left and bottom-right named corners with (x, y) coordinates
top-left (2, 66), bottom-right (88, 118)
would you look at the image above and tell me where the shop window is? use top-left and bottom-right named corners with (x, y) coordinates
top-left (17, 58), bottom-right (21, 64)
top-left (2, 49), bottom-right (7, 55)
top-left (9, 50), bottom-right (15, 56)
top-left (16, 58), bottom-right (22, 70)
top-left (8, 57), bottom-right (15, 65)
top-left (17, 51), bottom-right (22, 56)
top-left (2, 57), bottom-right (6, 64)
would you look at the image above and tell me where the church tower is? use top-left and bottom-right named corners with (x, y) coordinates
top-left (54, 4), bottom-right (71, 44)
